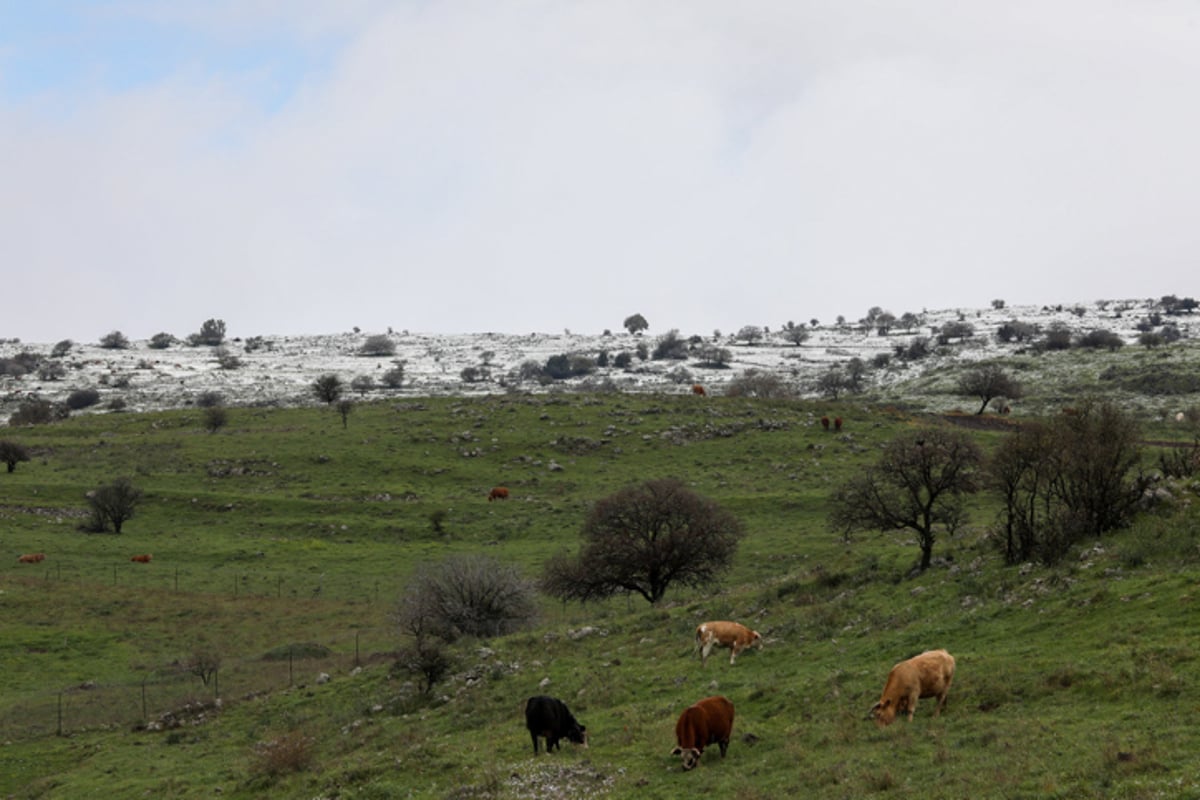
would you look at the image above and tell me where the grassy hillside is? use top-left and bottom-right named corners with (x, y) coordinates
top-left (1, 387), bottom-right (1199, 798)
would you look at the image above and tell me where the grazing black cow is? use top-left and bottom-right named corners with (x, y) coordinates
top-left (524, 695), bottom-right (587, 754)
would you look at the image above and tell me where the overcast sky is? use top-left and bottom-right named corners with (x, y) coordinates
top-left (2, 1), bottom-right (1198, 343)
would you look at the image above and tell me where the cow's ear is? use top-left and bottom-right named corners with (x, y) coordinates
top-left (670, 746), bottom-right (682, 756)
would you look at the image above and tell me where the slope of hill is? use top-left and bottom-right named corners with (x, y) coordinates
top-left (3, 298), bottom-right (1197, 424)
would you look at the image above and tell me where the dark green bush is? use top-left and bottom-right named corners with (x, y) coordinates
top-left (66, 388), bottom-right (102, 410)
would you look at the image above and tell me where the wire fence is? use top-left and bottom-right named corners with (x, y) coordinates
top-left (0, 632), bottom-right (393, 741)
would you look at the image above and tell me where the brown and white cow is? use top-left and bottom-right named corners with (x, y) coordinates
top-left (488, 486), bottom-right (510, 502)
top-left (691, 384), bottom-right (707, 397)
top-left (130, 554), bottom-right (153, 563)
top-left (671, 695), bottom-right (735, 770)
top-left (868, 648), bottom-right (956, 727)
top-left (17, 552), bottom-right (45, 564)
top-left (695, 621), bottom-right (762, 667)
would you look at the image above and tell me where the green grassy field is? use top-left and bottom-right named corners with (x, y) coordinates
top-left (2, 383), bottom-right (1199, 798)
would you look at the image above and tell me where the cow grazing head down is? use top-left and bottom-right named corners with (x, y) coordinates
top-left (524, 695), bottom-right (587, 755)
top-left (695, 621), bottom-right (763, 667)
top-left (130, 554), bottom-right (153, 563)
top-left (691, 384), bottom-right (707, 397)
top-left (671, 695), bottom-right (735, 770)
top-left (17, 552), bottom-right (46, 564)
top-left (869, 649), bottom-right (956, 727)
top-left (488, 486), bottom-right (510, 502)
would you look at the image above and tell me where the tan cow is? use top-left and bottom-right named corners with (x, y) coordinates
top-left (671, 695), bottom-right (734, 770)
top-left (130, 554), bottom-right (153, 563)
top-left (695, 621), bottom-right (762, 667)
top-left (869, 649), bottom-right (956, 727)
top-left (17, 552), bottom-right (46, 564)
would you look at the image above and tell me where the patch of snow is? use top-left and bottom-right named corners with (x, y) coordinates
top-left (0, 299), bottom-right (1195, 423)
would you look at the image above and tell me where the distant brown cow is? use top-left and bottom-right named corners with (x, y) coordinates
top-left (488, 486), bottom-right (510, 502)
top-left (695, 621), bottom-right (763, 667)
top-left (672, 695), bottom-right (735, 770)
top-left (834, 416), bottom-right (843, 432)
top-left (820, 416), bottom-right (830, 430)
top-left (869, 649), bottom-right (956, 727)
top-left (17, 553), bottom-right (45, 564)
top-left (130, 554), bottom-right (153, 563)
top-left (692, 384), bottom-right (707, 397)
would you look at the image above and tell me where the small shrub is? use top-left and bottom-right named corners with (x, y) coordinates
top-left (397, 554), bottom-right (539, 642)
top-left (189, 318), bottom-right (227, 346)
top-left (652, 329), bottom-right (688, 360)
top-left (358, 334), bottom-right (396, 357)
top-left (51, 339), bottom-right (73, 357)
top-left (727, 369), bottom-right (794, 398)
top-left (250, 730), bottom-right (315, 780)
top-left (214, 346), bottom-right (242, 369)
top-left (204, 406), bottom-right (229, 433)
top-left (395, 643), bottom-right (453, 693)
top-left (66, 388), bottom-right (102, 410)
top-left (312, 374), bottom-right (344, 404)
top-left (38, 362), bottom-right (67, 381)
top-left (148, 332), bottom-right (175, 349)
top-left (195, 391), bottom-right (224, 408)
top-left (381, 361), bottom-right (406, 389)
top-left (1077, 329), bottom-right (1124, 351)
top-left (351, 375), bottom-right (376, 395)
top-left (694, 344), bottom-right (732, 368)
top-left (9, 399), bottom-right (67, 426)
top-left (99, 330), bottom-right (130, 350)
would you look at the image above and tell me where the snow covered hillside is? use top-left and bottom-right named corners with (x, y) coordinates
top-left (1, 298), bottom-right (1196, 423)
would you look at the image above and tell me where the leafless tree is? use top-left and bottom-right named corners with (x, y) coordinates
top-left (85, 477), bottom-right (143, 533)
top-left (989, 400), bottom-right (1144, 564)
top-left (830, 428), bottom-right (983, 572)
top-left (542, 478), bottom-right (743, 604)
top-left (397, 555), bottom-right (538, 643)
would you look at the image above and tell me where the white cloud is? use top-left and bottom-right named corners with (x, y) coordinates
top-left (2, 1), bottom-right (1199, 342)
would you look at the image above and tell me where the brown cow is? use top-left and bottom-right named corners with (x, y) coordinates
top-left (820, 416), bottom-right (830, 430)
top-left (695, 621), bottom-right (762, 667)
top-left (834, 416), bottom-right (843, 432)
top-left (130, 554), bottom-right (153, 563)
top-left (488, 486), bottom-right (509, 502)
top-left (672, 695), bottom-right (735, 770)
top-left (869, 649), bottom-right (956, 727)
top-left (17, 553), bottom-right (45, 564)
top-left (691, 384), bottom-right (707, 397)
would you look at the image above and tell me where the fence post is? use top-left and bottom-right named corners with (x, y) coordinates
top-left (288, 646), bottom-right (294, 687)
top-left (57, 692), bottom-right (63, 737)
top-left (142, 675), bottom-right (148, 722)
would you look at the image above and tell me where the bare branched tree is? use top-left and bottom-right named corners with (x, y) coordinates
top-left (830, 428), bottom-right (983, 572)
top-left (85, 477), bottom-right (143, 533)
top-left (542, 478), bottom-right (743, 604)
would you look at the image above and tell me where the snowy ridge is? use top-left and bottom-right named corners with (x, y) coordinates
top-left (1, 299), bottom-right (1195, 420)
